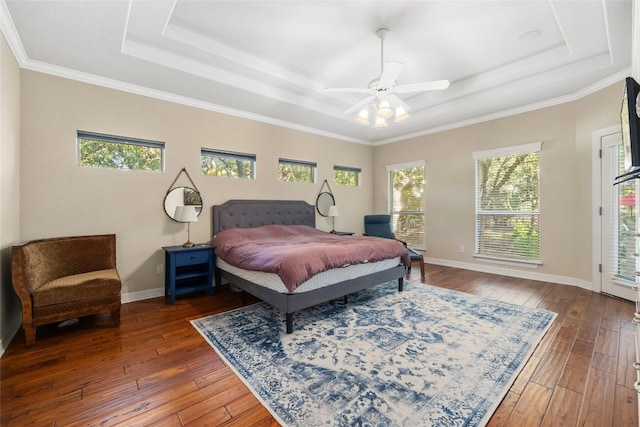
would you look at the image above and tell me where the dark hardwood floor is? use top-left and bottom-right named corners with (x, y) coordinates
top-left (1, 263), bottom-right (638, 426)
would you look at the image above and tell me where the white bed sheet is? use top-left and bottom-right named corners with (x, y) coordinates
top-left (217, 256), bottom-right (401, 294)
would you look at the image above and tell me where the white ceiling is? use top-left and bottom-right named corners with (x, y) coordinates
top-left (1, 0), bottom-right (635, 145)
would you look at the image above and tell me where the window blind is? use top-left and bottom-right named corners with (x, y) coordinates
top-left (334, 165), bottom-right (361, 173)
top-left (610, 143), bottom-right (637, 282)
top-left (201, 148), bottom-right (256, 162)
top-left (474, 143), bottom-right (541, 263)
top-left (278, 158), bottom-right (317, 168)
top-left (387, 161), bottom-right (425, 248)
top-left (77, 131), bottom-right (165, 149)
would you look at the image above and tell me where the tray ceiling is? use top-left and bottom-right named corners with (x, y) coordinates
top-left (1, 0), bottom-right (634, 145)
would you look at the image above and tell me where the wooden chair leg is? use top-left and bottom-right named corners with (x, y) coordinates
top-left (24, 325), bottom-right (36, 347)
top-left (111, 307), bottom-right (121, 326)
top-left (419, 257), bottom-right (426, 281)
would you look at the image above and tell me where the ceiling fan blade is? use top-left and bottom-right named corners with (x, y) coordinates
top-left (378, 61), bottom-right (403, 88)
top-left (323, 87), bottom-right (372, 94)
top-left (344, 96), bottom-right (375, 115)
top-left (388, 94), bottom-right (409, 110)
top-left (393, 79), bottom-right (450, 94)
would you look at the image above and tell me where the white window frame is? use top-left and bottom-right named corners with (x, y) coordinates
top-left (77, 131), bottom-right (165, 172)
top-left (201, 148), bottom-right (256, 179)
top-left (278, 158), bottom-right (317, 183)
top-left (386, 160), bottom-right (426, 249)
top-left (473, 142), bottom-right (542, 265)
top-left (333, 165), bottom-right (361, 187)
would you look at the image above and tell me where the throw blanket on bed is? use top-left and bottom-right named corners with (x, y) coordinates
top-left (212, 225), bottom-right (410, 292)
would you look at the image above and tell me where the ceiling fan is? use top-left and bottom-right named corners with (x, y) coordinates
top-left (324, 28), bottom-right (450, 127)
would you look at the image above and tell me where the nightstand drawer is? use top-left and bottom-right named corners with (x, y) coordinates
top-left (175, 250), bottom-right (210, 266)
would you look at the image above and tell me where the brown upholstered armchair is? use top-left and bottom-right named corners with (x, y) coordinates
top-left (11, 234), bottom-right (121, 347)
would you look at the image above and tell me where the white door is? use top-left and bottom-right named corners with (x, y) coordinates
top-left (601, 131), bottom-right (638, 301)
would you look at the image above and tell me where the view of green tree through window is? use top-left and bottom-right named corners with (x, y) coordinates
top-left (387, 162), bottom-right (425, 248)
top-left (278, 158), bottom-right (316, 183)
top-left (334, 165), bottom-right (361, 186)
top-left (78, 131), bottom-right (164, 172)
top-left (201, 149), bottom-right (255, 178)
top-left (474, 143), bottom-right (541, 263)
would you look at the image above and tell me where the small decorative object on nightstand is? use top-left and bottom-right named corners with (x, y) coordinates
top-left (163, 244), bottom-right (215, 304)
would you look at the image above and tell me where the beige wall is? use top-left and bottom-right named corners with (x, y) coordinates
top-left (373, 83), bottom-right (622, 285)
top-left (19, 71), bottom-right (373, 300)
top-left (4, 56), bottom-right (625, 346)
top-left (0, 31), bottom-right (21, 350)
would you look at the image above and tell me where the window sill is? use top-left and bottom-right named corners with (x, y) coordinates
top-left (474, 254), bottom-right (542, 269)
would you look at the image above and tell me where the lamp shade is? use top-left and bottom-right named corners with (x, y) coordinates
top-left (327, 205), bottom-right (339, 217)
top-left (354, 107), bottom-right (370, 125)
top-left (394, 105), bottom-right (410, 123)
top-left (174, 205), bottom-right (199, 223)
top-left (373, 116), bottom-right (388, 128)
top-left (376, 99), bottom-right (394, 119)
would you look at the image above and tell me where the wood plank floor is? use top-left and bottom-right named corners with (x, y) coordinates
top-left (1, 263), bottom-right (638, 426)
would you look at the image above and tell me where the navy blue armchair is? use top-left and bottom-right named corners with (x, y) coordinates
top-left (364, 214), bottom-right (425, 280)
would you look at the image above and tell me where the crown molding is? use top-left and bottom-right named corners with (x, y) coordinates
top-left (373, 68), bottom-right (630, 146)
top-left (19, 56), bottom-right (371, 145)
top-left (0, 0), bottom-right (26, 64)
top-left (2, 0), bottom-right (632, 147)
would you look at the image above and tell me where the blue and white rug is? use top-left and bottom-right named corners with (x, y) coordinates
top-left (192, 281), bottom-right (556, 426)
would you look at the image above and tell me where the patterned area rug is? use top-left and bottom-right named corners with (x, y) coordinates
top-left (192, 281), bottom-right (556, 426)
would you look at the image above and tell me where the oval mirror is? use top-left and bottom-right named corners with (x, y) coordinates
top-left (316, 192), bottom-right (335, 217)
top-left (164, 187), bottom-right (203, 222)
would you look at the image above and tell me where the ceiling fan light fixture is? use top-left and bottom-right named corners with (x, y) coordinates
top-left (394, 105), bottom-right (410, 123)
top-left (327, 27), bottom-right (449, 128)
top-left (373, 116), bottom-right (388, 128)
top-left (354, 107), bottom-right (370, 125)
top-left (376, 99), bottom-right (394, 119)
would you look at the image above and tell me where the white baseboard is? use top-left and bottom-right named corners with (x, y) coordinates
top-left (424, 257), bottom-right (593, 291)
top-left (120, 287), bottom-right (165, 303)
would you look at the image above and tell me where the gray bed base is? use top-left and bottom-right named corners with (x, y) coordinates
top-left (212, 199), bottom-right (406, 333)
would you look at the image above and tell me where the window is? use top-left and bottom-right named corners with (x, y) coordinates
top-left (473, 142), bottom-right (542, 263)
top-left (201, 148), bottom-right (256, 179)
top-left (334, 165), bottom-right (361, 186)
top-left (278, 158), bottom-right (316, 183)
top-left (387, 161), bottom-right (425, 248)
top-left (609, 142), bottom-right (637, 282)
top-left (77, 131), bottom-right (164, 172)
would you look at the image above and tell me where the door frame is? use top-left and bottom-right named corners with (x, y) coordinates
top-left (592, 124), bottom-right (624, 295)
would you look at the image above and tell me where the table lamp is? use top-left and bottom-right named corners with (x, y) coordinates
top-left (174, 205), bottom-right (198, 247)
top-left (328, 205), bottom-right (338, 233)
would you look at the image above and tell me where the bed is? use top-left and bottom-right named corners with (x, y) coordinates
top-left (212, 199), bottom-right (408, 333)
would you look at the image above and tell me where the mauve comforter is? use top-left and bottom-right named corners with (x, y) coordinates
top-left (212, 225), bottom-right (410, 292)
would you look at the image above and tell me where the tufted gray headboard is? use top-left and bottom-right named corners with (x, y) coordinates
top-left (212, 200), bottom-right (316, 235)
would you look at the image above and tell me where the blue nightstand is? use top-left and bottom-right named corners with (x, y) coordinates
top-left (163, 244), bottom-right (215, 304)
